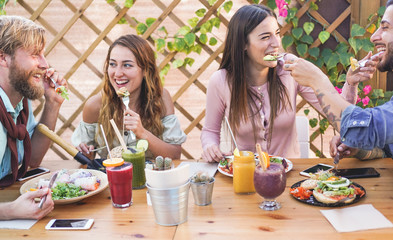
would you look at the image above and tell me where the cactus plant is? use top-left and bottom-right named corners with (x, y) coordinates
top-left (154, 156), bottom-right (172, 170)
top-left (191, 171), bottom-right (213, 183)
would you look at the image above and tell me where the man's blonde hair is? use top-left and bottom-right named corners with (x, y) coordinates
top-left (0, 15), bottom-right (45, 55)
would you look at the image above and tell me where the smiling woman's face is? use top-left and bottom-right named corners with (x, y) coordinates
top-left (107, 45), bottom-right (144, 95)
top-left (245, 16), bottom-right (281, 69)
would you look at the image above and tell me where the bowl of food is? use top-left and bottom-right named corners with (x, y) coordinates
top-left (20, 169), bottom-right (108, 204)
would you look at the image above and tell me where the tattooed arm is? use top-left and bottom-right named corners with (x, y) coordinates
top-left (284, 58), bottom-right (350, 131)
top-left (354, 148), bottom-right (386, 160)
top-left (330, 135), bottom-right (385, 160)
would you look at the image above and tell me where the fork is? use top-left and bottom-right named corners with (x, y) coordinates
top-left (276, 53), bottom-right (285, 60)
top-left (38, 172), bottom-right (58, 209)
top-left (121, 95), bottom-right (136, 141)
top-left (49, 76), bottom-right (61, 91)
top-left (358, 52), bottom-right (383, 68)
top-left (333, 152), bottom-right (340, 170)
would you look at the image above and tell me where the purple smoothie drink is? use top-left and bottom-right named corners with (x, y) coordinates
top-left (254, 163), bottom-right (286, 210)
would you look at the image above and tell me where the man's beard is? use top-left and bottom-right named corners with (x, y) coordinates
top-left (377, 42), bottom-right (393, 72)
top-left (9, 60), bottom-right (45, 100)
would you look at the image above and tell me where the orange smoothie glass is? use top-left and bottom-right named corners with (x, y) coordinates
top-left (233, 151), bottom-right (256, 194)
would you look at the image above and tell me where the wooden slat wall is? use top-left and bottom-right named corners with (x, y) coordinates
top-left (4, 0), bottom-right (384, 160)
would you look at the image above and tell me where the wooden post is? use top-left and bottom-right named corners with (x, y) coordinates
top-left (352, 0), bottom-right (387, 91)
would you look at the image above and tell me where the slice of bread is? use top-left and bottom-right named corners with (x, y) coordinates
top-left (300, 179), bottom-right (319, 190)
top-left (313, 190), bottom-right (355, 204)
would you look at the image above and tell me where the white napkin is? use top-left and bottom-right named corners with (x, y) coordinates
top-left (320, 204), bottom-right (393, 232)
top-left (145, 164), bottom-right (190, 188)
top-left (146, 191), bottom-right (152, 206)
top-left (178, 161), bottom-right (218, 178)
top-left (0, 219), bottom-right (37, 229)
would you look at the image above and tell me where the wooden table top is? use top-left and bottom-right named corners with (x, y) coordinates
top-left (1, 157), bottom-right (393, 239)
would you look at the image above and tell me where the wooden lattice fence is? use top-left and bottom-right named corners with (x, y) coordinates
top-left (4, 0), bottom-right (386, 160)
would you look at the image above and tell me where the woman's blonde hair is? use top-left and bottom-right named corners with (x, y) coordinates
top-left (98, 34), bottom-right (165, 148)
top-left (0, 16), bottom-right (45, 55)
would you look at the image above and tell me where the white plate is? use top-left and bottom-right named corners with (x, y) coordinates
top-left (20, 169), bottom-right (108, 205)
top-left (217, 156), bottom-right (293, 177)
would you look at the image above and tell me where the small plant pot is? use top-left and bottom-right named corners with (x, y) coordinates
top-left (190, 178), bottom-right (215, 206)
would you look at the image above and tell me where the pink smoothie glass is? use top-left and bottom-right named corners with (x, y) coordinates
top-left (106, 162), bottom-right (133, 208)
top-left (254, 163), bottom-right (286, 211)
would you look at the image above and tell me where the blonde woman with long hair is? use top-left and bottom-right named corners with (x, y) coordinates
top-left (72, 34), bottom-right (186, 160)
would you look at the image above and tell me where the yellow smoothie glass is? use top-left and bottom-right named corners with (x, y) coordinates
top-left (233, 151), bottom-right (256, 194)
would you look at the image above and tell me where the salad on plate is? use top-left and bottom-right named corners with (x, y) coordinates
top-left (20, 169), bottom-right (108, 204)
top-left (218, 154), bottom-right (292, 177)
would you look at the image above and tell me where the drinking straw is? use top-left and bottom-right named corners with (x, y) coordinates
top-left (256, 143), bottom-right (266, 171)
top-left (224, 116), bottom-right (239, 151)
top-left (110, 119), bottom-right (128, 151)
top-left (100, 124), bottom-right (114, 162)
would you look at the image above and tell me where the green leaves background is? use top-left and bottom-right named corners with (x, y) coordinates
top-left (130, 1), bottom-right (233, 80)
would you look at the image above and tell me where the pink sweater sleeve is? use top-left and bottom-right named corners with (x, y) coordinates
top-left (200, 70), bottom-right (228, 150)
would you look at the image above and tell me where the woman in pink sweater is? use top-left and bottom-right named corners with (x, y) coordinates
top-left (201, 4), bottom-right (378, 162)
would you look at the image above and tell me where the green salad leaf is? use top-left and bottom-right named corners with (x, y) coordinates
top-left (56, 86), bottom-right (69, 100)
top-left (51, 182), bottom-right (87, 200)
top-left (269, 157), bottom-right (282, 164)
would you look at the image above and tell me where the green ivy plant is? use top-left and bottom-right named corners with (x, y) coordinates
top-left (111, 0), bottom-right (233, 81)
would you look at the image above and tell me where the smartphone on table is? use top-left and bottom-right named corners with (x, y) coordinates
top-left (299, 163), bottom-right (334, 177)
top-left (332, 167), bottom-right (380, 179)
top-left (45, 219), bottom-right (94, 230)
top-left (18, 167), bottom-right (50, 181)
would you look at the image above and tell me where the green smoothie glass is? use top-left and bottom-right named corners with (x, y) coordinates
top-left (122, 147), bottom-right (146, 189)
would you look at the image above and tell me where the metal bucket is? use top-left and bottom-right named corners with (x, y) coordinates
top-left (147, 180), bottom-right (190, 226)
top-left (190, 178), bottom-right (215, 206)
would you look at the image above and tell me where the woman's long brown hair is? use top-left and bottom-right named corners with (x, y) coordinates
top-left (97, 34), bottom-right (165, 148)
top-left (220, 4), bottom-right (291, 146)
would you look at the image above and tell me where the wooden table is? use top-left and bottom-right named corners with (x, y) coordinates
top-left (1, 158), bottom-right (393, 239)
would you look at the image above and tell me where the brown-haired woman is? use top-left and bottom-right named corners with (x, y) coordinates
top-left (72, 34), bottom-right (186, 160)
top-left (201, 4), bottom-right (377, 162)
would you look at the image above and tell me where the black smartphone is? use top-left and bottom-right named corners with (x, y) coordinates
top-left (18, 167), bottom-right (50, 181)
top-left (300, 163), bottom-right (334, 177)
top-left (332, 167), bottom-right (380, 179)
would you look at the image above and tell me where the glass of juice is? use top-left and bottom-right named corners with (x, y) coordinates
top-left (233, 151), bottom-right (256, 194)
top-left (106, 161), bottom-right (133, 208)
top-left (254, 163), bottom-right (286, 211)
top-left (122, 147), bottom-right (146, 189)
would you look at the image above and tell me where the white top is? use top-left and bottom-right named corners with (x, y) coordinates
top-left (71, 114), bottom-right (187, 160)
